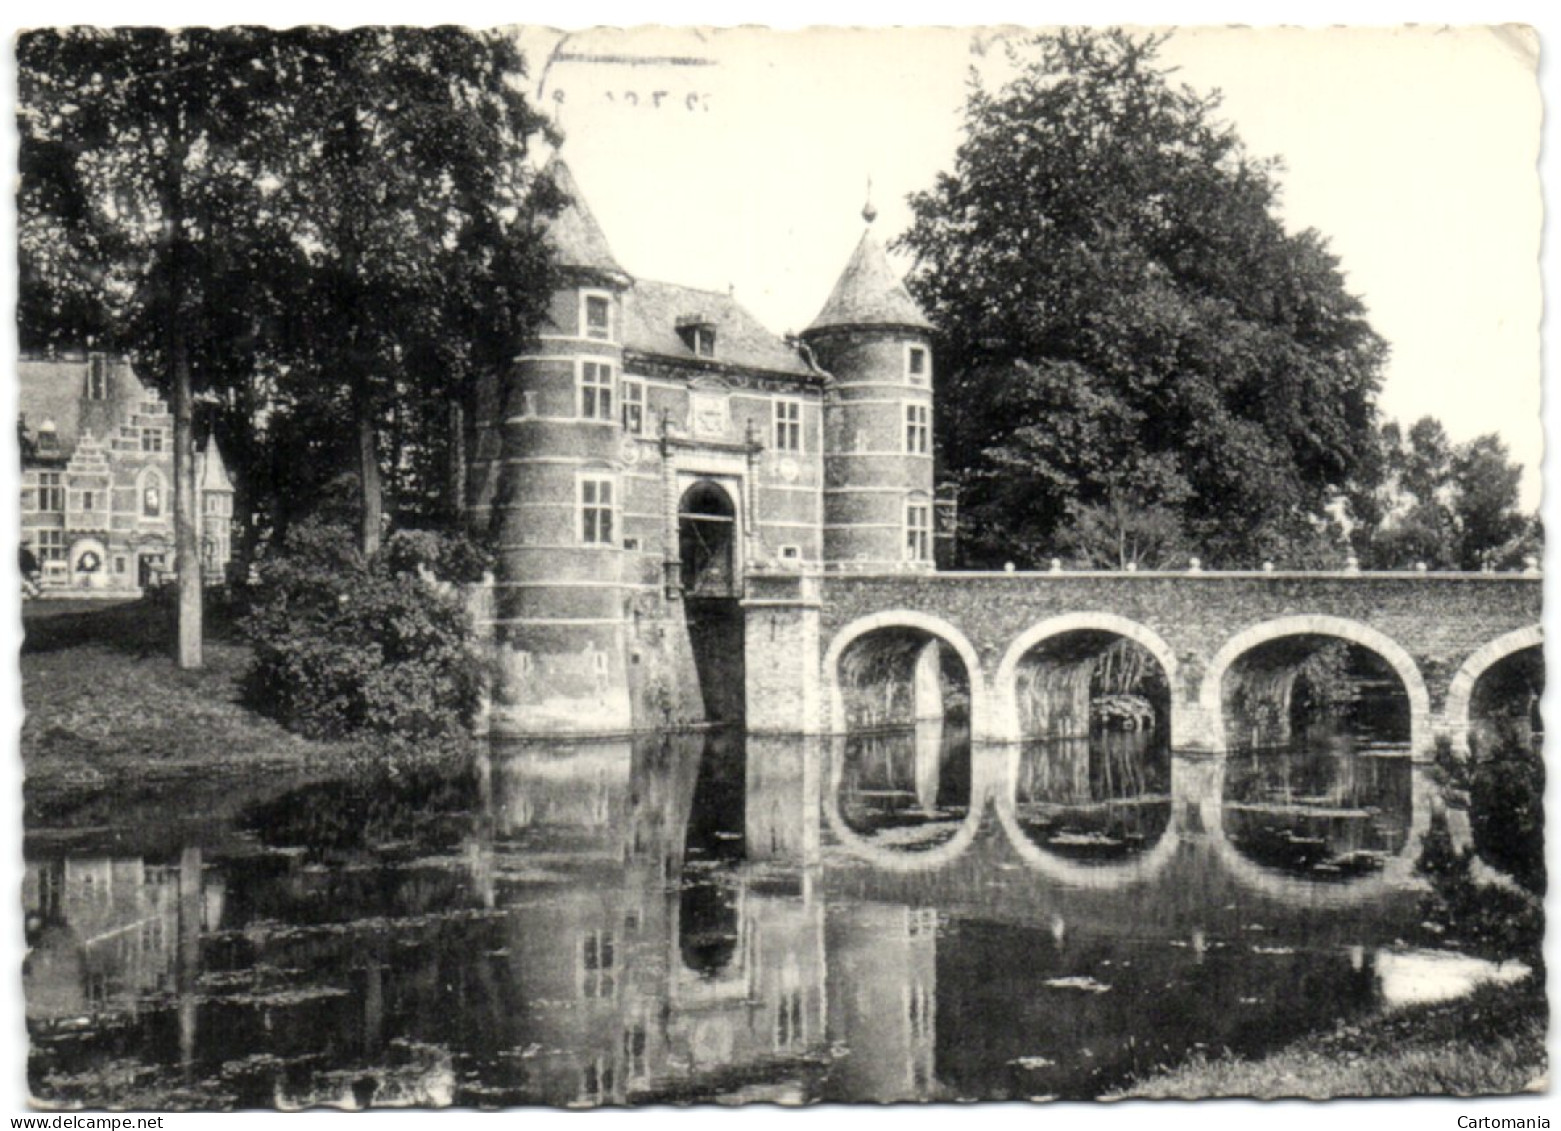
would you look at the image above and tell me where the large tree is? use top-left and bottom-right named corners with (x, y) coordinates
top-left (255, 28), bottom-right (560, 555)
top-left (899, 29), bottom-right (1387, 568)
top-left (19, 27), bottom-right (561, 590)
top-left (18, 27), bottom-right (285, 667)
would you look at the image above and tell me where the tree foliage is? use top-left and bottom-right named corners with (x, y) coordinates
top-left (17, 26), bottom-right (561, 566)
top-left (1354, 417), bottom-right (1537, 570)
top-left (243, 516), bottom-right (490, 741)
top-left (900, 29), bottom-right (1387, 567)
top-left (247, 28), bottom-right (561, 552)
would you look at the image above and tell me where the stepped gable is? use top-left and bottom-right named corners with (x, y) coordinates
top-left (623, 279), bottom-right (814, 377)
top-left (806, 228), bottom-right (932, 335)
top-left (17, 356), bottom-right (153, 456)
top-left (540, 157), bottom-right (628, 281)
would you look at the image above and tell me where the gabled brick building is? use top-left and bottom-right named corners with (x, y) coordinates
top-left (18, 352), bottom-right (235, 595)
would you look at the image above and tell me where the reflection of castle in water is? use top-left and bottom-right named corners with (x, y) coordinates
top-left (26, 725), bottom-right (1442, 1106)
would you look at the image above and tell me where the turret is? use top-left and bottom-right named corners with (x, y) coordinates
top-left (802, 205), bottom-right (935, 571)
top-left (475, 158), bottom-right (636, 733)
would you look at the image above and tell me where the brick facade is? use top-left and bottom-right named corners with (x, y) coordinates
top-left (472, 163), bottom-right (935, 736)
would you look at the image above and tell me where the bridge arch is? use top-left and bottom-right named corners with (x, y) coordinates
top-left (993, 613), bottom-right (1179, 743)
top-left (821, 609), bottom-right (989, 735)
top-left (1198, 615), bottom-right (1432, 757)
top-left (1443, 624), bottom-right (1543, 757)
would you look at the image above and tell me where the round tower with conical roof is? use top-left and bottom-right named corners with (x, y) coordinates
top-left (802, 208), bottom-right (936, 571)
top-left (472, 158), bottom-right (636, 733)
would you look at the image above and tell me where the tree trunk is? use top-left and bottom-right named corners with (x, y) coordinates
top-left (172, 342), bottom-right (202, 668)
top-left (357, 393), bottom-right (383, 558)
top-left (448, 397), bottom-right (467, 526)
top-left (164, 37), bottom-right (202, 669)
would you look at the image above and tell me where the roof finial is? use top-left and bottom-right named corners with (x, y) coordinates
top-left (862, 174), bottom-right (878, 225)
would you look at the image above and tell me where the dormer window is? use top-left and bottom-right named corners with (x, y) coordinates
top-left (36, 419), bottom-right (59, 456)
top-left (676, 315), bottom-right (716, 358)
top-left (582, 292), bottom-right (613, 341)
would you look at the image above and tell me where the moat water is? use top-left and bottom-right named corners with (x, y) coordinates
top-left (23, 716), bottom-right (1505, 1107)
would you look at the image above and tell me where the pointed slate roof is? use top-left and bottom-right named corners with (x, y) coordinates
top-left (541, 158), bottom-right (628, 281)
top-left (806, 229), bottom-right (932, 335)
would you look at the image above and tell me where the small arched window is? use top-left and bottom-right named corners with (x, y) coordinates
top-left (142, 472), bottom-right (164, 518)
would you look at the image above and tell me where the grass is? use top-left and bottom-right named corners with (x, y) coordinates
top-left (1114, 978), bottom-right (1547, 1099)
top-left (18, 598), bottom-right (393, 827)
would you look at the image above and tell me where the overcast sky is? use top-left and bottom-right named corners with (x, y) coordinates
top-left (515, 24), bottom-right (1542, 508)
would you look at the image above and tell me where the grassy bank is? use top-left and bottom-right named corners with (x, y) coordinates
top-left (19, 599), bottom-right (387, 826)
top-left (1115, 978), bottom-right (1547, 1099)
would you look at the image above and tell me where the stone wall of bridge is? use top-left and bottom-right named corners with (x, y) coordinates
top-left (744, 569), bottom-right (1543, 757)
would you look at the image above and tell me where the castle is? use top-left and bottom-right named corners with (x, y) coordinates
top-left (469, 160), bottom-right (938, 735)
top-left (18, 353), bottom-right (236, 595)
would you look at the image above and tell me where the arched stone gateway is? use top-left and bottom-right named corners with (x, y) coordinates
top-left (992, 613), bottom-right (1180, 744)
top-left (1442, 624), bottom-right (1543, 757)
top-left (1197, 615), bottom-right (1433, 759)
top-left (679, 479), bottom-right (739, 598)
top-left (820, 610), bottom-right (989, 736)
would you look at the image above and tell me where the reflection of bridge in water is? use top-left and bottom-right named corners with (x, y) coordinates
top-left (20, 725), bottom-right (1476, 1106)
top-left (809, 727), bottom-right (1436, 907)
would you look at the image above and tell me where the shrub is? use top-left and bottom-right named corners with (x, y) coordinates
top-left (244, 518), bottom-right (490, 742)
top-left (1437, 730), bottom-right (1545, 897)
top-left (1419, 732), bottom-right (1546, 969)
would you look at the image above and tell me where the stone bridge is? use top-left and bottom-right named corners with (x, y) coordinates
top-left (742, 569), bottom-right (1543, 758)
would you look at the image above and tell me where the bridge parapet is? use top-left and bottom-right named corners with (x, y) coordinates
top-left (790, 570), bottom-right (1541, 757)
